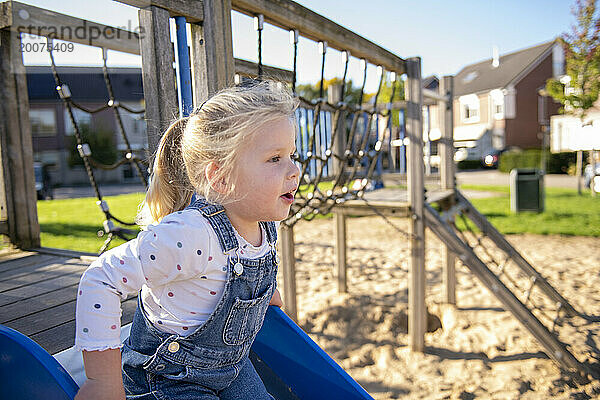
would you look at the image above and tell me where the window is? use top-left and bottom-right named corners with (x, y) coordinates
top-left (64, 108), bottom-right (92, 136)
top-left (117, 102), bottom-right (147, 151)
top-left (462, 71), bottom-right (478, 84)
top-left (29, 109), bottom-right (57, 137)
top-left (459, 94), bottom-right (480, 123)
top-left (489, 89), bottom-right (504, 120)
top-left (463, 104), bottom-right (479, 119)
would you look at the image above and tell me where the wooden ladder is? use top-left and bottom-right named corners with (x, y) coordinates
top-left (424, 190), bottom-right (592, 376)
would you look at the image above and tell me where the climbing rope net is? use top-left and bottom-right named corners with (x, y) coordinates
top-left (252, 19), bottom-right (406, 228)
top-left (45, 15), bottom-right (411, 253)
top-left (47, 38), bottom-right (148, 253)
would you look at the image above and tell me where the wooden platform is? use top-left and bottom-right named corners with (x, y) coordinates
top-left (0, 248), bottom-right (137, 354)
top-left (334, 188), bottom-right (454, 216)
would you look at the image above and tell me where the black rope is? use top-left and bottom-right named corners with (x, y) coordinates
top-left (318, 41), bottom-right (326, 100)
top-left (454, 212), bottom-right (559, 324)
top-left (340, 50), bottom-right (350, 102)
top-left (47, 38), bottom-right (145, 253)
top-left (48, 42), bottom-right (103, 203)
top-left (290, 29), bottom-right (298, 94)
top-left (101, 48), bottom-right (148, 186)
top-left (255, 15), bottom-right (264, 79)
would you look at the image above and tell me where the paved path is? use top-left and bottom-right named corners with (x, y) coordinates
top-left (53, 183), bottom-right (146, 200)
top-left (51, 171), bottom-right (580, 201)
top-left (456, 170), bottom-right (581, 189)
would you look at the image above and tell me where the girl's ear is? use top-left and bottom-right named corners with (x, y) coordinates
top-left (205, 162), bottom-right (228, 194)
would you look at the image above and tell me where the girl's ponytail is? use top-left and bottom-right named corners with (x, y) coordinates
top-left (137, 118), bottom-right (194, 225)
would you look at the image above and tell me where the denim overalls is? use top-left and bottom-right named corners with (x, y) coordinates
top-left (121, 199), bottom-right (278, 400)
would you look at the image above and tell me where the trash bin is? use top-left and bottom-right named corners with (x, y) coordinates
top-left (510, 169), bottom-right (544, 213)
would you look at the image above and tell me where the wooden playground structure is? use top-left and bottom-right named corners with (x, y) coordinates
top-left (0, 0), bottom-right (597, 385)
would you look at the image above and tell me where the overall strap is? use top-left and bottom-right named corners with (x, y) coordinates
top-left (187, 197), bottom-right (239, 253)
top-left (260, 221), bottom-right (278, 245)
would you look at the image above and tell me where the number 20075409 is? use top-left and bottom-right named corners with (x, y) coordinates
top-left (21, 42), bottom-right (74, 53)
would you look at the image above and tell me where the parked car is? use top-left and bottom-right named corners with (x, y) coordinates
top-left (481, 149), bottom-right (505, 168)
top-left (584, 162), bottom-right (600, 190)
top-left (34, 162), bottom-right (53, 200)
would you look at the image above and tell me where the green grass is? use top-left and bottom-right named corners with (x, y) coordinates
top-left (34, 184), bottom-right (599, 254)
top-left (37, 192), bottom-right (145, 254)
top-left (457, 185), bottom-right (600, 237)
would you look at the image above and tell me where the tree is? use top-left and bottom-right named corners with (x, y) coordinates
top-left (545, 0), bottom-right (600, 118)
top-left (296, 77), bottom-right (366, 105)
top-left (296, 75), bottom-right (404, 125)
top-left (545, 0), bottom-right (600, 195)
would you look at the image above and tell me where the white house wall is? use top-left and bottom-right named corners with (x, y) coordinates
top-left (551, 113), bottom-right (600, 152)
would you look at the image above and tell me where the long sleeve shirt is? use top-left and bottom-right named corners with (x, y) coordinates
top-left (75, 209), bottom-right (273, 351)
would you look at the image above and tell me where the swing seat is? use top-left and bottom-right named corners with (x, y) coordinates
top-left (0, 307), bottom-right (372, 400)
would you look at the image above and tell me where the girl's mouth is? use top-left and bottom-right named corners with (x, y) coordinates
top-left (280, 191), bottom-right (295, 202)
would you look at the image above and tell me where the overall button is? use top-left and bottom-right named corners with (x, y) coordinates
top-left (234, 262), bottom-right (244, 276)
top-left (168, 342), bottom-right (180, 353)
top-left (155, 364), bottom-right (165, 371)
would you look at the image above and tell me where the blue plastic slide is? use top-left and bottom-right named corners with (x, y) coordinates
top-left (251, 306), bottom-right (372, 400)
top-left (0, 306), bottom-right (372, 399)
top-left (0, 324), bottom-right (79, 400)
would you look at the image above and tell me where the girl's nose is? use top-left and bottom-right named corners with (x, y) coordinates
top-left (289, 160), bottom-right (300, 180)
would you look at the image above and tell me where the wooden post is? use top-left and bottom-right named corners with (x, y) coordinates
top-left (334, 212), bottom-right (347, 293)
top-left (0, 30), bottom-right (40, 249)
top-left (280, 224), bottom-right (297, 322)
top-left (138, 5), bottom-right (178, 155)
top-left (405, 57), bottom-right (425, 352)
top-left (190, 0), bottom-right (235, 105)
top-left (592, 150), bottom-right (599, 197)
top-left (576, 150), bottom-right (582, 195)
top-left (328, 83), bottom-right (348, 293)
top-left (439, 75), bottom-right (456, 305)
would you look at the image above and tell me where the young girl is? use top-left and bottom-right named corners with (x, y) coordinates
top-left (74, 81), bottom-right (300, 400)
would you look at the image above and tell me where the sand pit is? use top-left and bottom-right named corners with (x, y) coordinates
top-left (277, 216), bottom-right (600, 399)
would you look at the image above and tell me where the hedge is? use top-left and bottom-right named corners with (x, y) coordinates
top-left (498, 150), bottom-right (577, 174)
top-left (457, 159), bottom-right (483, 170)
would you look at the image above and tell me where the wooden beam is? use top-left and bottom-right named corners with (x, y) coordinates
top-left (0, 30), bottom-right (40, 249)
top-left (138, 5), bottom-right (179, 155)
top-left (234, 58), bottom-right (293, 83)
top-left (189, 0), bottom-right (235, 105)
top-left (405, 57), bottom-right (425, 352)
top-left (1, 1), bottom-right (140, 55)
top-left (115, 0), bottom-right (204, 23)
top-left (423, 87), bottom-right (449, 103)
top-left (231, 0), bottom-right (406, 74)
top-left (334, 211), bottom-right (347, 293)
top-left (439, 76), bottom-right (455, 191)
top-left (439, 75), bottom-right (456, 305)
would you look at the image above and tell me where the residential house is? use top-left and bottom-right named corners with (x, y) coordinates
top-left (27, 66), bottom-right (147, 186)
top-left (550, 100), bottom-right (600, 153)
top-left (449, 40), bottom-right (564, 161)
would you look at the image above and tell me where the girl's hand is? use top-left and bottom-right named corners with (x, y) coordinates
top-left (75, 378), bottom-right (125, 400)
top-left (269, 288), bottom-right (283, 307)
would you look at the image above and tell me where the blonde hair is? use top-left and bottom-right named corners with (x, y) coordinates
top-left (138, 80), bottom-right (298, 225)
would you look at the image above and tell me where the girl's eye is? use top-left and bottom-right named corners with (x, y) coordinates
top-left (270, 156), bottom-right (281, 163)
top-left (291, 152), bottom-right (299, 161)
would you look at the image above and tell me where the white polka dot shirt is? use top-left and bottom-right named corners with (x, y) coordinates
top-left (75, 209), bottom-right (274, 352)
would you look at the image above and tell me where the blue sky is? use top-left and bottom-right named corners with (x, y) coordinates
top-left (18, 0), bottom-right (574, 90)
